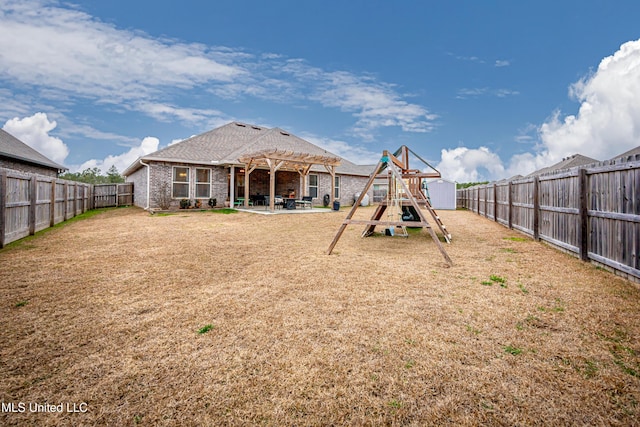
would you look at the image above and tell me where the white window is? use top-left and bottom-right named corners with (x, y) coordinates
top-left (172, 167), bottom-right (189, 198)
top-left (195, 168), bottom-right (211, 198)
top-left (308, 174), bottom-right (318, 198)
top-left (334, 176), bottom-right (340, 199)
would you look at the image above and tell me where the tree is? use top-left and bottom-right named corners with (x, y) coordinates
top-left (106, 165), bottom-right (124, 183)
top-left (60, 166), bottom-right (124, 184)
top-left (456, 181), bottom-right (489, 189)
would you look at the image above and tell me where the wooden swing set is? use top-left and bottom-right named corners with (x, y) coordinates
top-left (326, 146), bottom-right (453, 265)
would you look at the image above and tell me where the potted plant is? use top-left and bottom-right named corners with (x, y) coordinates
top-left (180, 199), bottom-right (190, 209)
top-left (208, 198), bottom-right (217, 208)
top-left (224, 197), bottom-right (230, 207)
top-left (194, 199), bottom-right (202, 209)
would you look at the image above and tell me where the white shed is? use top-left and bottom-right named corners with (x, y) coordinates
top-left (425, 178), bottom-right (457, 210)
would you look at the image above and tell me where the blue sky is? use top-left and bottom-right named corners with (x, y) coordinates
top-left (1, 0), bottom-right (640, 181)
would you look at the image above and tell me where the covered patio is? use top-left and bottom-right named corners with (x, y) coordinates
top-left (235, 149), bottom-right (342, 212)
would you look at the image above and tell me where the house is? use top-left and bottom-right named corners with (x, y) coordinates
top-left (526, 154), bottom-right (598, 177)
top-left (0, 129), bottom-right (67, 177)
top-left (425, 178), bottom-right (457, 210)
top-left (610, 145), bottom-right (640, 161)
top-left (123, 122), bottom-right (374, 211)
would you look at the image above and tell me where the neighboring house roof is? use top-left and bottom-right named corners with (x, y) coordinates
top-left (610, 145), bottom-right (640, 160)
top-left (527, 154), bottom-right (598, 177)
top-left (0, 128), bottom-right (67, 172)
top-left (124, 122), bottom-right (374, 176)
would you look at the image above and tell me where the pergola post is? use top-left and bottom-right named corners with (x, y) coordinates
top-left (229, 165), bottom-right (235, 206)
top-left (298, 164), bottom-right (312, 198)
top-left (267, 159), bottom-right (276, 211)
top-left (244, 166), bottom-right (250, 208)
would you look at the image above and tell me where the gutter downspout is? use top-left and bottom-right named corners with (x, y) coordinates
top-left (139, 159), bottom-right (150, 210)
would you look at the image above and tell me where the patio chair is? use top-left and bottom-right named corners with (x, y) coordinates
top-left (296, 196), bottom-right (313, 209)
top-left (264, 196), bottom-right (283, 210)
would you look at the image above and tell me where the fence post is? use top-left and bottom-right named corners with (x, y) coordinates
top-left (74, 183), bottom-right (78, 217)
top-left (475, 188), bottom-right (478, 213)
top-left (78, 185), bottom-right (87, 213)
top-left (63, 182), bottom-right (68, 220)
top-left (0, 170), bottom-right (6, 248)
top-left (50, 179), bottom-right (56, 227)
top-left (484, 185), bottom-right (488, 218)
top-left (29, 175), bottom-right (37, 235)
top-left (533, 176), bottom-right (540, 241)
top-left (508, 181), bottom-right (513, 229)
top-left (578, 168), bottom-right (589, 261)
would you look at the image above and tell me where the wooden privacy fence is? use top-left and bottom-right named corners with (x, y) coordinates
top-left (0, 170), bottom-right (134, 248)
top-left (457, 156), bottom-right (640, 281)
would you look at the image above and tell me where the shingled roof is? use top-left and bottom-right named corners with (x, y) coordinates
top-left (124, 122), bottom-right (374, 176)
top-left (527, 154), bottom-right (599, 177)
top-left (610, 145), bottom-right (640, 160)
top-left (0, 128), bottom-right (66, 172)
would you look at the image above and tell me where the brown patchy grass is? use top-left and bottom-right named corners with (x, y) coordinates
top-left (1, 206), bottom-right (639, 426)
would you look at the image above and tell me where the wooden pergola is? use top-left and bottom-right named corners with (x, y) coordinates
top-left (237, 149), bottom-right (342, 211)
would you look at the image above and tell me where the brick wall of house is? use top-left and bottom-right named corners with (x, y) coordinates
top-left (211, 167), bottom-right (227, 206)
top-left (126, 166), bottom-right (148, 209)
top-left (0, 158), bottom-right (58, 177)
top-left (132, 162), bottom-right (227, 210)
top-left (340, 175), bottom-right (373, 206)
top-left (316, 173), bottom-right (372, 207)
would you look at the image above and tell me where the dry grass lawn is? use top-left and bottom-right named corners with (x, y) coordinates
top-left (1, 206), bottom-right (639, 426)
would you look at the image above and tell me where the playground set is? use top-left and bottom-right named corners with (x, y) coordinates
top-left (326, 146), bottom-right (453, 265)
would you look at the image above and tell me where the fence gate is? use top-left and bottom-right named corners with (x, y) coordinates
top-left (93, 183), bottom-right (134, 208)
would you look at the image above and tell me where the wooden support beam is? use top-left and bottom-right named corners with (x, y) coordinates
top-left (229, 165), bottom-right (235, 207)
top-left (382, 150), bottom-right (405, 170)
top-left (268, 160), bottom-right (276, 212)
top-left (244, 165), bottom-right (250, 208)
top-left (347, 219), bottom-right (431, 227)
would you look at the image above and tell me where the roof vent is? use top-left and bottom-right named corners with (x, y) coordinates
top-left (280, 131), bottom-right (290, 136)
top-left (251, 126), bottom-right (261, 130)
top-left (235, 123), bottom-right (246, 127)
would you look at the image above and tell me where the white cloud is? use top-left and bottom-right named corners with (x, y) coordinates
top-left (75, 136), bottom-right (159, 174)
top-left (2, 112), bottom-right (69, 164)
top-left (436, 146), bottom-right (505, 182)
top-left (495, 59), bottom-right (510, 67)
top-left (309, 70), bottom-right (437, 140)
top-left (134, 102), bottom-right (228, 128)
top-left (538, 38), bottom-right (640, 163)
top-left (300, 133), bottom-right (381, 165)
top-left (0, 0), bottom-right (242, 104)
top-left (456, 87), bottom-right (519, 99)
